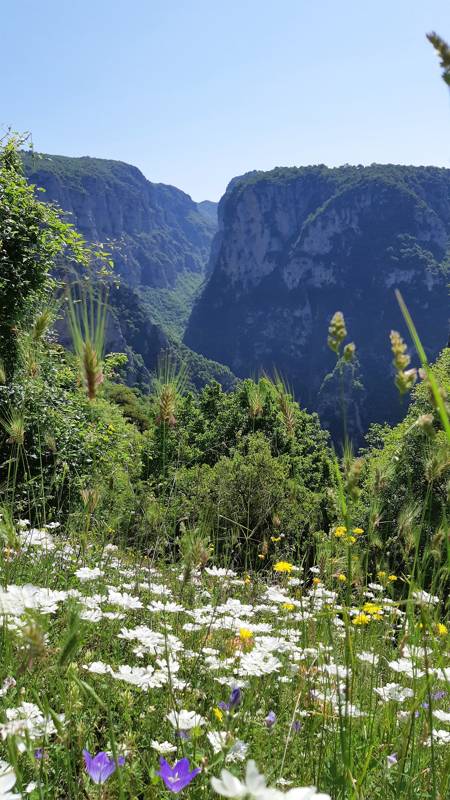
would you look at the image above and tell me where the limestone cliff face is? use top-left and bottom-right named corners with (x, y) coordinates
top-left (23, 153), bottom-right (217, 288)
top-left (185, 165), bottom-right (450, 435)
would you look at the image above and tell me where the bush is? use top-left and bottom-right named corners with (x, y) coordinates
top-left (361, 347), bottom-right (450, 583)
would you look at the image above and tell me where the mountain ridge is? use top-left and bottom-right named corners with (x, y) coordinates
top-left (185, 163), bottom-right (450, 436)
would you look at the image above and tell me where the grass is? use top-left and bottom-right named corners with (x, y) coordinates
top-left (0, 519), bottom-right (448, 799)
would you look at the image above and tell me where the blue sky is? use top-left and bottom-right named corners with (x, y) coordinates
top-left (2, 0), bottom-right (449, 200)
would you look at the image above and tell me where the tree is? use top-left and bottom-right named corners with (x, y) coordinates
top-left (0, 135), bottom-right (90, 374)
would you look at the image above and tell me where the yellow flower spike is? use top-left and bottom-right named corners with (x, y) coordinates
top-left (244, 574), bottom-right (251, 585)
top-left (213, 707), bottom-right (224, 722)
top-left (436, 623), bottom-right (448, 637)
top-left (352, 612), bottom-right (371, 626)
top-left (273, 561), bottom-right (294, 573)
top-left (337, 574), bottom-right (347, 583)
top-left (239, 628), bottom-right (253, 641)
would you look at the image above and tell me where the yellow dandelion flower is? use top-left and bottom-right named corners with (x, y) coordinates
top-left (388, 575), bottom-right (398, 582)
top-left (273, 561), bottom-right (294, 573)
top-left (378, 570), bottom-right (387, 579)
top-left (239, 628), bottom-right (253, 641)
top-left (363, 603), bottom-right (383, 615)
top-left (334, 526), bottom-right (347, 538)
top-left (436, 623), bottom-right (448, 637)
top-left (346, 535), bottom-right (357, 544)
top-left (213, 707), bottom-right (224, 722)
top-left (352, 612), bottom-right (371, 626)
top-left (352, 527), bottom-right (364, 535)
top-left (271, 536), bottom-right (282, 542)
top-left (312, 577), bottom-right (321, 586)
top-left (337, 574), bottom-right (347, 582)
top-left (282, 602), bottom-right (295, 611)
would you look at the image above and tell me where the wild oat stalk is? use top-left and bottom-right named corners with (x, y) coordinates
top-left (267, 372), bottom-right (296, 437)
top-left (154, 353), bottom-right (187, 428)
top-left (67, 288), bottom-right (107, 401)
top-left (0, 408), bottom-right (26, 446)
top-left (246, 380), bottom-right (266, 421)
top-left (427, 31), bottom-right (450, 87)
top-left (396, 290), bottom-right (450, 442)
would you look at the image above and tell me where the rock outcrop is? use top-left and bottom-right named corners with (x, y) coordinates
top-left (185, 165), bottom-right (450, 436)
top-left (23, 152), bottom-right (217, 288)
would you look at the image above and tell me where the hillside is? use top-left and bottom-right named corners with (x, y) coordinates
top-left (22, 151), bottom-right (231, 389)
top-left (23, 152), bottom-right (217, 288)
top-left (185, 164), bottom-right (450, 435)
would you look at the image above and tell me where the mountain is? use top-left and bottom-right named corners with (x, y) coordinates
top-left (197, 200), bottom-right (218, 225)
top-left (184, 164), bottom-right (450, 437)
top-left (23, 152), bottom-right (216, 288)
top-left (23, 152), bottom-right (233, 390)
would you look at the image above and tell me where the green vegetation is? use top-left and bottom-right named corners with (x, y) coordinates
top-left (0, 138), bottom-right (90, 375)
top-left (138, 271), bottom-right (204, 341)
top-left (0, 136), bottom-right (449, 799)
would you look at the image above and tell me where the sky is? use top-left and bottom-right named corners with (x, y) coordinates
top-left (2, 0), bottom-right (450, 201)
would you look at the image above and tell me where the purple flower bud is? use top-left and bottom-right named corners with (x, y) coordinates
top-left (83, 750), bottom-right (125, 785)
top-left (265, 710), bottom-right (276, 728)
top-left (229, 687), bottom-right (242, 708)
top-left (34, 748), bottom-right (44, 760)
top-left (176, 730), bottom-right (190, 740)
top-left (157, 757), bottom-right (201, 793)
top-left (218, 701), bottom-right (229, 712)
top-left (291, 721), bottom-right (302, 733)
top-left (387, 753), bottom-right (398, 768)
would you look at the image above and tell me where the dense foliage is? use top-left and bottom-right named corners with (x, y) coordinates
top-left (361, 347), bottom-right (450, 585)
top-left (0, 138), bottom-right (89, 374)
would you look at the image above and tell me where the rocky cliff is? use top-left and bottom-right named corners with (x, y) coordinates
top-left (23, 152), bottom-right (217, 288)
top-left (22, 152), bottom-right (234, 390)
top-left (185, 165), bottom-right (450, 436)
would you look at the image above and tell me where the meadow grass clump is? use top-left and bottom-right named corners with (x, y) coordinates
top-left (0, 511), bottom-right (448, 799)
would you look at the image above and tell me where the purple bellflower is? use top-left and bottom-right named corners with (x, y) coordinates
top-left (83, 750), bottom-right (125, 784)
top-left (265, 710), bottom-right (276, 728)
top-left (229, 687), bottom-right (242, 708)
top-left (157, 757), bottom-right (200, 793)
top-left (218, 687), bottom-right (242, 713)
